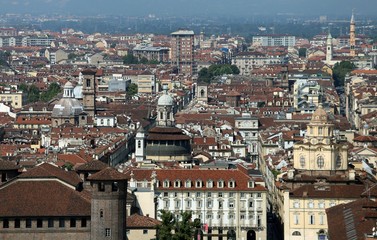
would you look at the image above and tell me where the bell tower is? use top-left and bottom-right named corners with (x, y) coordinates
top-left (88, 167), bottom-right (128, 240)
top-left (350, 11), bottom-right (356, 57)
top-left (82, 69), bottom-right (97, 117)
top-left (135, 126), bottom-right (146, 162)
top-left (326, 31), bottom-right (333, 64)
top-left (197, 84), bottom-right (208, 103)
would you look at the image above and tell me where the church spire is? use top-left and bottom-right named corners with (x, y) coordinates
top-left (350, 10), bottom-right (356, 57)
top-left (326, 30), bottom-right (333, 64)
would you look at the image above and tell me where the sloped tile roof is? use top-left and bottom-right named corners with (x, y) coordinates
top-left (126, 214), bottom-right (161, 228)
top-left (0, 160), bottom-right (19, 170)
top-left (75, 160), bottom-right (108, 171)
top-left (0, 181), bottom-right (90, 217)
top-left (87, 167), bottom-right (128, 181)
top-left (18, 162), bottom-right (82, 187)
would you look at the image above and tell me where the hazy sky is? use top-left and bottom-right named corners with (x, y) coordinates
top-left (1, 0), bottom-right (376, 17)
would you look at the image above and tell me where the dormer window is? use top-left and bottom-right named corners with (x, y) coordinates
top-left (207, 180), bottom-right (213, 188)
top-left (218, 180), bottom-right (224, 188)
top-left (228, 180), bottom-right (235, 188)
top-left (163, 180), bottom-right (170, 188)
top-left (196, 180), bottom-right (202, 188)
top-left (185, 180), bottom-right (191, 188)
top-left (174, 180), bottom-right (181, 188)
top-left (248, 181), bottom-right (254, 188)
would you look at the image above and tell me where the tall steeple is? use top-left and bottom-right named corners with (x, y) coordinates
top-left (350, 10), bottom-right (356, 57)
top-left (326, 31), bottom-right (333, 64)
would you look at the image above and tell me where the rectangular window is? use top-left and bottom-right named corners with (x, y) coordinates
top-left (15, 219), bottom-right (20, 228)
top-left (143, 229), bottom-right (148, 234)
top-left (37, 219), bottom-right (43, 228)
top-left (3, 219), bottom-right (9, 228)
top-left (207, 200), bottom-right (213, 208)
top-left (196, 192), bottom-right (201, 197)
top-left (229, 201), bottom-right (234, 208)
top-left (70, 218), bottom-right (76, 228)
top-left (81, 218), bottom-right (87, 228)
top-left (105, 228), bottom-right (111, 237)
top-left (218, 192), bottom-right (223, 198)
top-left (319, 215), bottom-right (325, 225)
top-left (59, 218), bottom-right (65, 228)
top-left (26, 219), bottom-right (32, 228)
top-left (294, 214), bottom-right (299, 225)
top-left (309, 215), bottom-right (315, 225)
top-left (86, 79), bottom-right (91, 88)
top-left (207, 192), bottom-right (212, 198)
top-left (48, 218), bottom-right (54, 228)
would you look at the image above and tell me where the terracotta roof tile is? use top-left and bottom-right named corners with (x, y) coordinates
top-left (19, 163), bottom-right (82, 186)
top-left (75, 160), bottom-right (108, 171)
top-left (126, 214), bottom-right (161, 228)
top-left (0, 160), bottom-right (19, 170)
top-left (0, 181), bottom-right (90, 217)
top-left (88, 167), bottom-right (128, 181)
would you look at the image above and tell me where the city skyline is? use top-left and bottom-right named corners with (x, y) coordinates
top-left (0, 0), bottom-right (376, 17)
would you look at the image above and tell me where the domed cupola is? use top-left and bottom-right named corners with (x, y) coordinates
top-left (157, 84), bottom-right (175, 127)
top-left (51, 81), bottom-right (85, 127)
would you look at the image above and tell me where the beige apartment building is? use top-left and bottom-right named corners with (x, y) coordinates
top-left (0, 91), bottom-right (23, 109)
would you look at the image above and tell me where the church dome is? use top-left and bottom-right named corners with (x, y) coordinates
top-left (311, 104), bottom-right (329, 123)
top-left (158, 94), bottom-right (174, 106)
top-left (157, 84), bottom-right (174, 106)
top-left (52, 98), bottom-right (83, 117)
top-left (52, 80), bottom-right (83, 117)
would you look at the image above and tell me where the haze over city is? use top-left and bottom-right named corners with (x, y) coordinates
top-left (1, 0), bottom-right (376, 17)
top-left (1, 0), bottom-right (377, 240)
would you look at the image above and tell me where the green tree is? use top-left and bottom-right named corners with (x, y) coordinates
top-left (68, 53), bottom-right (77, 60)
top-left (139, 57), bottom-right (149, 64)
top-left (157, 210), bottom-right (175, 240)
top-left (230, 65), bottom-right (240, 74)
top-left (198, 67), bottom-right (211, 83)
top-left (40, 82), bottom-right (61, 102)
top-left (127, 83), bottom-right (138, 96)
top-left (333, 61), bottom-right (356, 87)
top-left (28, 85), bottom-right (41, 103)
top-left (298, 48), bottom-right (307, 58)
top-left (123, 53), bottom-right (139, 64)
top-left (198, 64), bottom-right (240, 83)
top-left (157, 210), bottom-right (201, 240)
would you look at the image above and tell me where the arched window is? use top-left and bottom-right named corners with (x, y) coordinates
top-left (300, 155), bottom-right (305, 168)
top-left (317, 156), bottom-right (324, 169)
top-left (200, 89), bottom-right (205, 97)
top-left (292, 231), bottom-right (301, 236)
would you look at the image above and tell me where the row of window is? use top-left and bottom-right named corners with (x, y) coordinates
top-left (1, 218), bottom-right (88, 229)
top-left (293, 201), bottom-right (336, 209)
top-left (293, 213), bottom-right (326, 225)
top-left (162, 179), bottom-right (256, 189)
top-left (162, 198), bottom-right (262, 209)
top-left (162, 192), bottom-right (262, 198)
